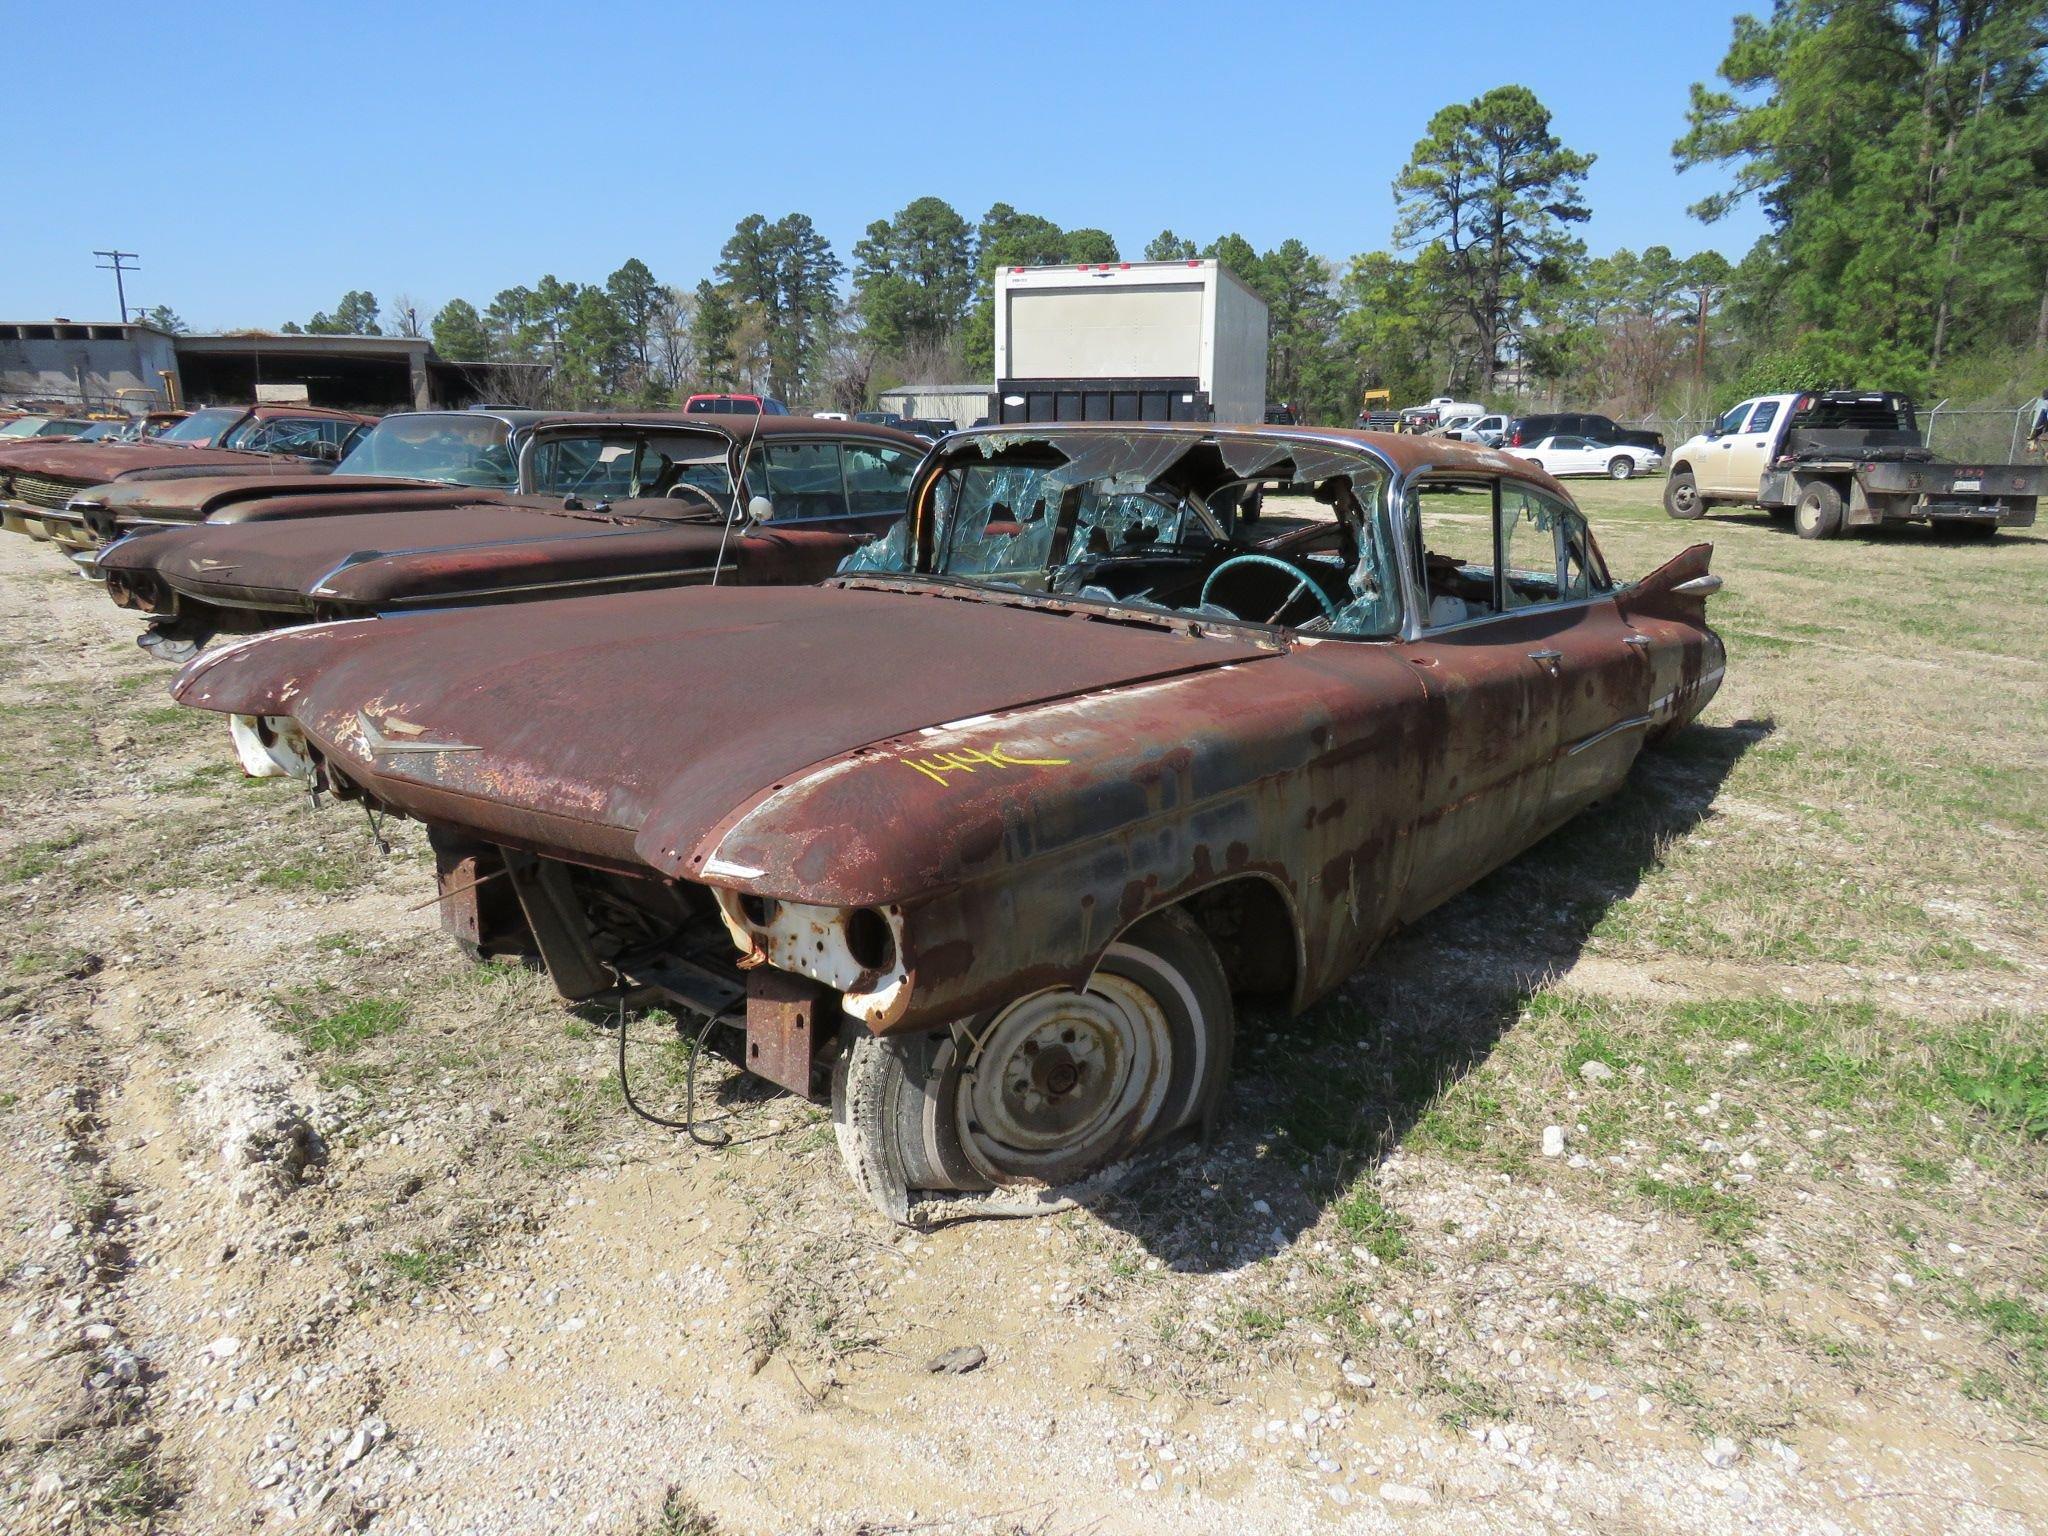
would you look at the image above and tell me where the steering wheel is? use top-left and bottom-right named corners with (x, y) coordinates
top-left (1199, 553), bottom-right (1341, 625)
top-left (662, 483), bottom-right (727, 516)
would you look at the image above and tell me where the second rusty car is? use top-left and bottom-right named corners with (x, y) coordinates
top-left (170, 424), bottom-right (1725, 1220)
top-left (99, 416), bottom-right (925, 658)
top-left (0, 402), bottom-right (377, 548)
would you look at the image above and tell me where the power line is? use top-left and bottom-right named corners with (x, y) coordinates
top-left (93, 249), bottom-right (140, 322)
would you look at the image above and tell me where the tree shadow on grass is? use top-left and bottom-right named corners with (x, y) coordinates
top-left (1085, 716), bottom-right (1774, 1270)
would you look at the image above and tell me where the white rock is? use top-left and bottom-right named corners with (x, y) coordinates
top-left (1578, 1061), bottom-right (1614, 1083)
top-left (485, 1347), bottom-right (510, 1371)
top-left (1702, 1436), bottom-right (1741, 1469)
top-left (205, 1336), bottom-right (241, 1360)
top-left (1541, 1126), bottom-right (1567, 1159)
top-left (1379, 1482), bottom-right (1433, 1506)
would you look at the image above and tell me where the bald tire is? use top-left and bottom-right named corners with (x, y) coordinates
top-left (831, 907), bottom-right (1234, 1222)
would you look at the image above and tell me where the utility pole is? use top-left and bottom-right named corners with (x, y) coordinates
top-left (94, 249), bottom-right (140, 322)
top-left (1692, 281), bottom-right (1721, 382)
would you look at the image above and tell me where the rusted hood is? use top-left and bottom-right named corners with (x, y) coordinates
top-left (92, 472), bottom-right (449, 518)
top-left (0, 442), bottom-right (271, 482)
top-left (110, 501), bottom-right (793, 609)
top-left (173, 585), bottom-right (1278, 875)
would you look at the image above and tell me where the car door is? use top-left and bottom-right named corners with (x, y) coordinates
top-left (1718, 397), bottom-right (1780, 497)
top-left (1697, 400), bottom-right (1758, 495)
top-left (1553, 436), bottom-right (1597, 476)
top-left (837, 439), bottom-right (922, 537)
top-left (1393, 476), bottom-right (1567, 919)
top-left (1501, 484), bottom-right (1655, 823)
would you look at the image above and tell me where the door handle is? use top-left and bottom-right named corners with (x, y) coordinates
top-left (1527, 648), bottom-right (1563, 663)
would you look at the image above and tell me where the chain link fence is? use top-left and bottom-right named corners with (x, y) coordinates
top-left (1923, 402), bottom-right (2040, 464)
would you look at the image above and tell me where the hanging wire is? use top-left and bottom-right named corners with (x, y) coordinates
top-left (613, 998), bottom-right (730, 1148)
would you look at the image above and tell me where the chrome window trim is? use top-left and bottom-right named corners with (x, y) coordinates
top-left (1399, 469), bottom-right (1616, 640)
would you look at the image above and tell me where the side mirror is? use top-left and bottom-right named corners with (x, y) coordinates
top-left (746, 494), bottom-right (774, 526)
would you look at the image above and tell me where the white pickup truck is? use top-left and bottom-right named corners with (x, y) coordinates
top-left (1663, 390), bottom-right (2040, 540)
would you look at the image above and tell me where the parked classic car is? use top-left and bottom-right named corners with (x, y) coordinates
top-left (0, 403), bottom-right (378, 545)
top-left (0, 415), bottom-right (96, 441)
top-left (1511, 434), bottom-right (1665, 480)
top-left (170, 424), bottom-right (1724, 1220)
top-left (101, 416), bottom-right (925, 659)
top-left (58, 409), bottom-right (553, 557)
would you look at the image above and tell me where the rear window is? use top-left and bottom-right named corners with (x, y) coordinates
top-left (688, 397), bottom-right (759, 415)
top-left (1788, 395), bottom-right (1913, 432)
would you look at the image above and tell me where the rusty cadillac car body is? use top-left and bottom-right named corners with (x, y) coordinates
top-left (0, 403), bottom-right (378, 547)
top-left (171, 424), bottom-right (1724, 1219)
top-left (100, 416), bottom-right (926, 658)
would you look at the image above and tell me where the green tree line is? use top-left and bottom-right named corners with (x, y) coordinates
top-left (278, 3), bottom-right (2043, 420)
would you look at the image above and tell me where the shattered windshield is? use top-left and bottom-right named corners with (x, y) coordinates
top-left (526, 429), bottom-right (736, 512)
top-left (334, 414), bottom-right (516, 485)
top-left (847, 430), bottom-right (1402, 638)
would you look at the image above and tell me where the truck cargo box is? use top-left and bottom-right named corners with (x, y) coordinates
top-left (993, 260), bottom-right (1268, 426)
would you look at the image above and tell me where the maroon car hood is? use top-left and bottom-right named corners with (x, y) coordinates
top-left (173, 584), bottom-right (1274, 870)
top-left (110, 500), bottom-right (741, 606)
top-left (0, 441), bottom-right (271, 481)
top-left (94, 472), bottom-right (448, 518)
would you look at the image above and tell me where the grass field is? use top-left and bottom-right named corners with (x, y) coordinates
top-left (0, 482), bottom-right (2043, 1534)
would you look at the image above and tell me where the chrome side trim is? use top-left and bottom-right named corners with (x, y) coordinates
top-left (1567, 714), bottom-right (1653, 756)
top-left (374, 563), bottom-right (735, 605)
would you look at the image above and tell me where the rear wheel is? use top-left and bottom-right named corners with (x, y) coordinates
top-left (1951, 519), bottom-right (2000, 540)
top-left (1663, 470), bottom-right (1704, 519)
top-left (1608, 455), bottom-right (1636, 480)
top-left (1794, 481), bottom-right (1844, 540)
top-left (832, 907), bottom-right (1233, 1221)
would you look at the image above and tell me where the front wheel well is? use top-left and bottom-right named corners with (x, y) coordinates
top-left (1177, 876), bottom-right (1299, 1005)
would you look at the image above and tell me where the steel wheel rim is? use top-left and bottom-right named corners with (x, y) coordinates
top-left (957, 975), bottom-right (1173, 1184)
top-left (1673, 482), bottom-right (1696, 510)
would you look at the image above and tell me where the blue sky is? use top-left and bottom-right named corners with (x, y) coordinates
top-left (8, 0), bottom-right (1767, 331)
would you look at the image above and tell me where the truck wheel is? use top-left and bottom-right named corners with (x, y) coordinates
top-left (831, 907), bottom-right (1233, 1222)
top-left (1663, 470), bottom-right (1705, 519)
top-left (1238, 486), bottom-right (1264, 526)
top-left (1794, 482), bottom-right (1844, 540)
top-left (1952, 520), bottom-right (1999, 540)
top-left (1608, 455), bottom-right (1636, 481)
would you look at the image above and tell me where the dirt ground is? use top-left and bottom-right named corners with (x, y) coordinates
top-left (1, 482), bottom-right (2044, 1536)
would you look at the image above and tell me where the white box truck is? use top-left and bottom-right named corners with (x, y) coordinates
top-left (991, 259), bottom-right (1268, 426)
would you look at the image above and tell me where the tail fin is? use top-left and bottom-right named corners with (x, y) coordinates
top-left (1619, 543), bottom-right (1719, 625)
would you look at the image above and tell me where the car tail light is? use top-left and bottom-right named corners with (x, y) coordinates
top-left (1509, 429), bottom-right (1523, 446)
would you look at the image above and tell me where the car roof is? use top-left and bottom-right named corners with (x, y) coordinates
top-left (943, 420), bottom-right (1567, 489)
top-left (243, 404), bottom-right (381, 424)
top-left (521, 412), bottom-right (928, 449)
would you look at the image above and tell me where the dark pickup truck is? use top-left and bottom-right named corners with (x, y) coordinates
top-left (1664, 391), bottom-right (2040, 539)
